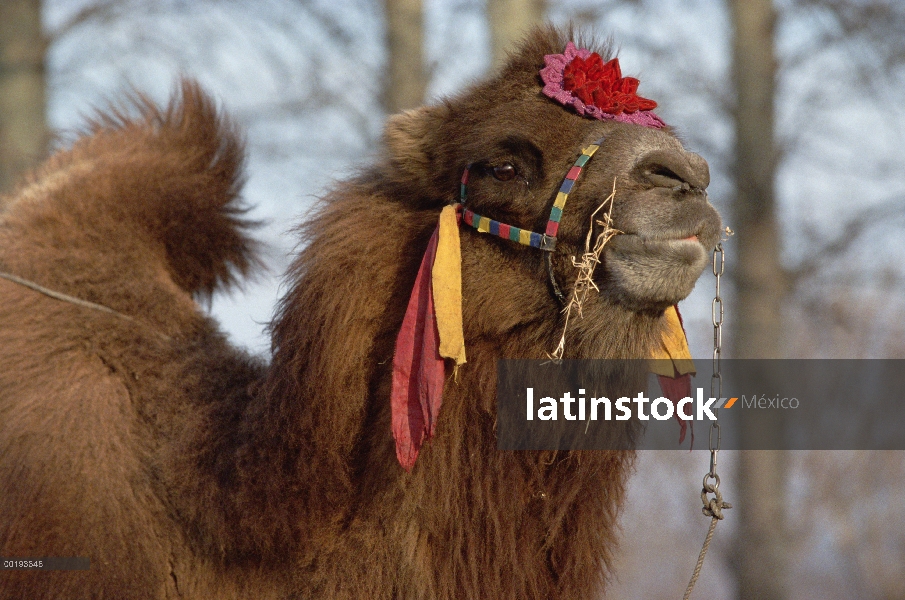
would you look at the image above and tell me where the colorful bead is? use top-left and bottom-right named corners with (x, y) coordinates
top-left (509, 226), bottom-right (520, 242)
top-left (559, 179), bottom-right (575, 194)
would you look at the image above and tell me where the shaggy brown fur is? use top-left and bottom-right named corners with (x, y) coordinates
top-left (0, 27), bottom-right (720, 599)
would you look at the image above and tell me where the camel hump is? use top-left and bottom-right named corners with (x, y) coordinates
top-left (9, 78), bottom-right (260, 299)
top-left (92, 78), bottom-right (260, 298)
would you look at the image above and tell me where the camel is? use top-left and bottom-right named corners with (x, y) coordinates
top-left (0, 26), bottom-right (721, 599)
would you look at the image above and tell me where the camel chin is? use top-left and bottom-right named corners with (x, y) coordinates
top-left (602, 234), bottom-right (711, 310)
top-left (594, 177), bottom-right (723, 311)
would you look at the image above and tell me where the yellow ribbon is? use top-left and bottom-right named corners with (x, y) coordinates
top-left (649, 305), bottom-right (695, 377)
top-left (432, 205), bottom-right (467, 366)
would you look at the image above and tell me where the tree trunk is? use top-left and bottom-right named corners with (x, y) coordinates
top-left (487, 0), bottom-right (546, 70)
top-left (0, 0), bottom-right (47, 193)
top-left (383, 0), bottom-right (426, 114)
top-left (729, 0), bottom-right (789, 598)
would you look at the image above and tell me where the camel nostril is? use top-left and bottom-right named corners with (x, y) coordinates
top-left (634, 149), bottom-right (710, 191)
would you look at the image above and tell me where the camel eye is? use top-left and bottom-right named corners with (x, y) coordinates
top-left (491, 163), bottom-right (517, 182)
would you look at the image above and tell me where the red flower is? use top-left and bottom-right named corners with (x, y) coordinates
top-left (562, 54), bottom-right (657, 116)
top-left (540, 42), bottom-right (665, 127)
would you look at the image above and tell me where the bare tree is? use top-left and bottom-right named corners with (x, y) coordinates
top-left (728, 1), bottom-right (790, 598)
top-left (729, 0), bottom-right (905, 586)
top-left (0, 0), bottom-right (47, 193)
top-left (384, 0), bottom-right (426, 113)
top-left (487, 0), bottom-right (546, 70)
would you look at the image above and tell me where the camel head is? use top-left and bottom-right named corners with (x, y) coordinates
top-left (384, 27), bottom-right (722, 341)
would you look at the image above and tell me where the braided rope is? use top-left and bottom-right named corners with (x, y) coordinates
top-left (682, 516), bottom-right (719, 600)
top-left (682, 476), bottom-right (732, 599)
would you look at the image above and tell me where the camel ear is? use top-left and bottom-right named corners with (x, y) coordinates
top-left (384, 104), bottom-right (448, 177)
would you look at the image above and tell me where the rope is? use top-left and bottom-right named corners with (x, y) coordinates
top-left (682, 476), bottom-right (732, 600)
top-left (682, 516), bottom-right (719, 600)
top-left (0, 270), bottom-right (171, 341)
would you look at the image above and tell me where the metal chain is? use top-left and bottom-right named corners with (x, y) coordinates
top-left (682, 242), bottom-right (732, 600)
top-left (709, 243), bottom-right (725, 487)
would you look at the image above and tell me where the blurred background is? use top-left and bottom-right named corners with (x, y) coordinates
top-left (1, 0), bottom-right (904, 597)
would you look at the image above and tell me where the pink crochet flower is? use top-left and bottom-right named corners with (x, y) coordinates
top-left (540, 42), bottom-right (665, 128)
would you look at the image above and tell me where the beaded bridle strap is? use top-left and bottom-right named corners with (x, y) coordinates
top-left (459, 139), bottom-right (603, 253)
top-left (458, 138), bottom-right (604, 303)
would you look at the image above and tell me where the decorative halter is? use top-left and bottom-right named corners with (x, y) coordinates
top-left (459, 139), bottom-right (603, 254)
top-left (458, 139), bottom-right (605, 304)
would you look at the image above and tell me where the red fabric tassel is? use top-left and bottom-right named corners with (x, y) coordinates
top-left (391, 227), bottom-right (445, 471)
top-left (657, 372), bottom-right (693, 447)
